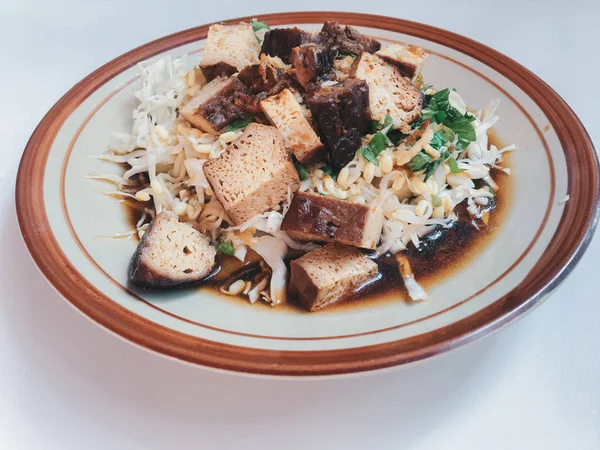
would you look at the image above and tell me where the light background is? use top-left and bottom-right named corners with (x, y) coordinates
top-left (1, 1), bottom-right (599, 448)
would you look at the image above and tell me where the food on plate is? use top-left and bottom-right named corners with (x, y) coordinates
top-left (93, 19), bottom-right (515, 311)
top-left (179, 76), bottom-right (248, 133)
top-left (290, 243), bottom-right (379, 311)
top-left (281, 191), bottom-right (384, 250)
top-left (203, 122), bottom-right (300, 225)
top-left (129, 212), bottom-right (217, 288)
top-left (259, 88), bottom-right (324, 163)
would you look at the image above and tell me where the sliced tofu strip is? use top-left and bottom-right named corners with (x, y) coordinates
top-left (199, 23), bottom-right (260, 81)
top-left (290, 243), bottom-right (378, 311)
top-left (179, 76), bottom-right (248, 134)
top-left (281, 191), bottom-right (384, 250)
top-left (260, 89), bottom-right (324, 163)
top-left (129, 212), bottom-right (217, 288)
top-left (351, 52), bottom-right (423, 131)
top-left (376, 44), bottom-right (429, 81)
top-left (203, 123), bottom-right (301, 226)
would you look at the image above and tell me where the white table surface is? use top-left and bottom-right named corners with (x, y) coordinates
top-left (2, 1), bottom-right (599, 448)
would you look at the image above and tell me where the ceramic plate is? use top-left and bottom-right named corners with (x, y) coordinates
top-left (16, 12), bottom-right (599, 376)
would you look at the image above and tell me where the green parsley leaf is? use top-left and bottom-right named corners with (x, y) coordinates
top-left (448, 157), bottom-right (465, 174)
top-left (410, 152), bottom-right (431, 172)
top-left (294, 160), bottom-right (309, 180)
top-left (216, 241), bottom-right (235, 256)
top-left (251, 18), bottom-right (270, 33)
top-left (225, 115), bottom-right (254, 132)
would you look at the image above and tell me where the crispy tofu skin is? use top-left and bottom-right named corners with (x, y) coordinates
top-left (203, 123), bottom-right (301, 225)
top-left (290, 243), bottom-right (378, 311)
top-left (129, 212), bottom-right (217, 288)
top-left (179, 76), bottom-right (248, 134)
top-left (376, 44), bottom-right (429, 81)
top-left (351, 52), bottom-right (423, 131)
top-left (306, 78), bottom-right (371, 171)
top-left (260, 89), bottom-right (323, 163)
top-left (281, 191), bottom-right (384, 250)
top-left (199, 23), bottom-right (260, 81)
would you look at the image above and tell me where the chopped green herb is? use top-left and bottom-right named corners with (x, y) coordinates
top-left (294, 160), bottom-right (309, 180)
top-left (360, 131), bottom-right (391, 166)
top-left (422, 150), bottom-right (451, 181)
top-left (216, 241), bottom-right (235, 256)
top-left (225, 115), bottom-right (254, 132)
top-left (251, 18), bottom-right (270, 33)
top-left (381, 114), bottom-right (394, 133)
top-left (371, 118), bottom-right (380, 134)
top-left (411, 116), bottom-right (425, 129)
top-left (419, 88), bottom-right (477, 147)
top-left (388, 130), bottom-right (408, 146)
top-left (322, 163), bottom-right (337, 180)
top-left (409, 152), bottom-right (431, 172)
top-left (448, 157), bottom-right (465, 174)
top-left (431, 194), bottom-right (442, 208)
top-left (429, 131), bottom-right (445, 150)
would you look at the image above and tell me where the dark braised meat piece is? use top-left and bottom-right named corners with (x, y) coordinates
top-left (237, 60), bottom-right (282, 94)
top-left (316, 21), bottom-right (381, 55)
top-left (235, 55), bottom-right (299, 115)
top-left (306, 78), bottom-right (371, 170)
top-left (260, 27), bottom-right (312, 63)
top-left (290, 44), bottom-right (335, 89)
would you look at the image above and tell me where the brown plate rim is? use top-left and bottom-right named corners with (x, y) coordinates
top-left (15, 12), bottom-right (600, 376)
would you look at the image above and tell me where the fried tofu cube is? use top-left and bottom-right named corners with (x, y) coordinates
top-left (203, 123), bottom-right (301, 225)
top-left (260, 89), bottom-right (323, 163)
top-left (179, 76), bottom-right (247, 134)
top-left (281, 191), bottom-right (384, 250)
top-left (290, 243), bottom-right (378, 311)
top-left (376, 44), bottom-right (429, 81)
top-left (351, 52), bottom-right (423, 131)
top-left (129, 212), bottom-right (216, 288)
top-left (200, 23), bottom-right (261, 80)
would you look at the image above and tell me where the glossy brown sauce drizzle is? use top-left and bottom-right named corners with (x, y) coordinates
top-left (123, 131), bottom-right (512, 313)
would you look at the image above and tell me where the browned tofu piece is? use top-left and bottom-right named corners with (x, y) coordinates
top-left (290, 243), bottom-right (378, 311)
top-left (199, 23), bottom-right (260, 80)
top-left (129, 212), bottom-right (217, 288)
top-left (203, 123), bottom-right (301, 225)
top-left (179, 76), bottom-right (247, 134)
top-left (260, 89), bottom-right (323, 163)
top-left (351, 52), bottom-right (423, 131)
top-left (376, 44), bottom-right (429, 81)
top-left (281, 191), bottom-right (384, 250)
